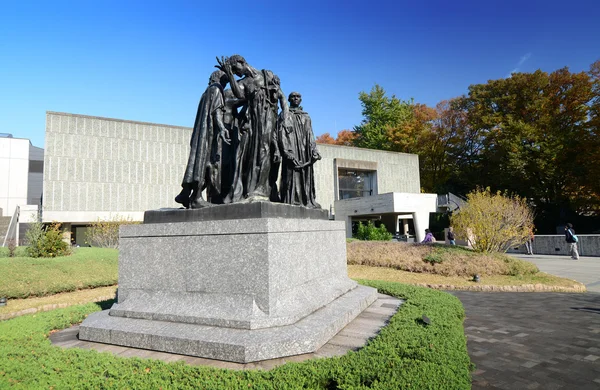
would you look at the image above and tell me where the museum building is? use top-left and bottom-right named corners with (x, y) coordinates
top-left (2, 111), bottom-right (441, 245)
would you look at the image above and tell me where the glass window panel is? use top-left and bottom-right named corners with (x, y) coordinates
top-left (338, 169), bottom-right (375, 199)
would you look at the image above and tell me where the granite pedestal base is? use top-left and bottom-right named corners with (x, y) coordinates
top-left (79, 205), bottom-right (378, 362)
top-left (80, 285), bottom-right (377, 363)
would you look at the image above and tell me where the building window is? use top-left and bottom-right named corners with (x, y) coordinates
top-left (338, 169), bottom-right (376, 199)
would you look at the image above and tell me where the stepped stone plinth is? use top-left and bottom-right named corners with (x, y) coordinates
top-left (79, 203), bottom-right (377, 363)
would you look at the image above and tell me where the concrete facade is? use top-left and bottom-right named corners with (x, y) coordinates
top-left (43, 112), bottom-right (427, 232)
top-left (0, 136), bottom-right (43, 218)
top-left (37, 111), bottom-right (439, 247)
top-left (316, 145), bottom-right (421, 214)
top-left (43, 112), bottom-right (190, 223)
top-left (334, 192), bottom-right (438, 242)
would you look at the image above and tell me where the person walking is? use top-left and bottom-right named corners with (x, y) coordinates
top-left (525, 230), bottom-right (535, 255)
top-left (447, 227), bottom-right (456, 245)
top-left (565, 223), bottom-right (579, 260)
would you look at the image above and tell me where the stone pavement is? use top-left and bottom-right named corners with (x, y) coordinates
top-left (509, 253), bottom-right (600, 293)
top-left (51, 293), bottom-right (401, 370)
top-left (452, 291), bottom-right (600, 389)
top-left (452, 254), bottom-right (600, 389)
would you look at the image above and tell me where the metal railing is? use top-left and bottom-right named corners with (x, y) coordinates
top-left (437, 192), bottom-right (466, 212)
top-left (2, 206), bottom-right (20, 247)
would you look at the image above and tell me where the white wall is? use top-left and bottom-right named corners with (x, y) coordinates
top-left (0, 138), bottom-right (31, 217)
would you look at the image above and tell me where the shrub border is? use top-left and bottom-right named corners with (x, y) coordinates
top-left (0, 280), bottom-right (472, 389)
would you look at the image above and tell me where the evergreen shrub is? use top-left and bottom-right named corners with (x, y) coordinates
top-left (355, 221), bottom-right (393, 241)
top-left (0, 280), bottom-right (472, 389)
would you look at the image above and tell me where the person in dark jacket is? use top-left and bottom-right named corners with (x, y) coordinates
top-left (447, 227), bottom-right (456, 245)
top-left (565, 223), bottom-right (579, 260)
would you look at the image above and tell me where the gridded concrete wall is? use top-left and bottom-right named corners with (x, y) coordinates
top-left (43, 112), bottom-right (422, 223)
top-left (43, 112), bottom-right (191, 223)
top-left (314, 144), bottom-right (421, 213)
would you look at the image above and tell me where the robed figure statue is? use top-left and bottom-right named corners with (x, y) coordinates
top-left (175, 70), bottom-right (230, 208)
top-left (217, 55), bottom-right (289, 202)
top-left (277, 92), bottom-right (321, 208)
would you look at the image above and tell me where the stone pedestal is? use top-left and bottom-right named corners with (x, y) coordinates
top-left (79, 204), bottom-right (378, 363)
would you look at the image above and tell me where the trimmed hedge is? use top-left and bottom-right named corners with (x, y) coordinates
top-left (0, 280), bottom-right (472, 389)
top-left (0, 247), bottom-right (118, 299)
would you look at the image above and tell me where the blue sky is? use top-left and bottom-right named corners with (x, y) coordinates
top-left (1, 0), bottom-right (599, 149)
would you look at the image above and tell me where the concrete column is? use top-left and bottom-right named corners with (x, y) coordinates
top-left (345, 216), bottom-right (353, 238)
top-left (402, 219), bottom-right (409, 235)
top-left (412, 212), bottom-right (429, 242)
top-left (380, 214), bottom-right (398, 235)
top-left (61, 222), bottom-right (72, 245)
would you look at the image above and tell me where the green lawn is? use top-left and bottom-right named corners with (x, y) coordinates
top-left (0, 248), bottom-right (118, 299)
top-left (0, 280), bottom-right (472, 389)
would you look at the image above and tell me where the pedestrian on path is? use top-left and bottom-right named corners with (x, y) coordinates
top-left (447, 227), bottom-right (456, 245)
top-left (565, 223), bottom-right (579, 260)
top-left (525, 229), bottom-right (534, 255)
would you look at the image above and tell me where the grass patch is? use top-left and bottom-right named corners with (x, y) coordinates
top-left (348, 241), bottom-right (539, 277)
top-left (0, 248), bottom-right (118, 299)
top-left (0, 286), bottom-right (117, 318)
top-left (0, 246), bottom-right (29, 258)
top-left (349, 265), bottom-right (584, 291)
top-left (0, 281), bottom-right (472, 389)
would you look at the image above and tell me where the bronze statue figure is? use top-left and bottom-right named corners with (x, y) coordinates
top-left (175, 70), bottom-right (230, 209)
top-left (277, 92), bottom-right (321, 208)
top-left (176, 55), bottom-right (321, 209)
top-left (217, 55), bottom-right (289, 202)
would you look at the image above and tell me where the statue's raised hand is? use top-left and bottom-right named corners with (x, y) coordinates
top-left (215, 56), bottom-right (233, 76)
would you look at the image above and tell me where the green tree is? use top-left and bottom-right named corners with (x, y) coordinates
top-left (354, 84), bottom-right (413, 150)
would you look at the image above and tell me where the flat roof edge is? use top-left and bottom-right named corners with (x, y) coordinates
top-left (46, 111), bottom-right (192, 130)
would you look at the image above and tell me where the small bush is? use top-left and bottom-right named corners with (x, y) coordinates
top-left (451, 187), bottom-right (534, 253)
top-left (25, 222), bottom-right (71, 258)
top-left (355, 220), bottom-right (393, 241)
top-left (86, 215), bottom-right (140, 248)
top-left (503, 255), bottom-right (539, 276)
top-left (6, 238), bottom-right (16, 257)
top-left (0, 246), bottom-right (28, 258)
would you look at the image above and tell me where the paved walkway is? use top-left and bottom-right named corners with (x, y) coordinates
top-left (454, 254), bottom-right (600, 389)
top-left (509, 253), bottom-right (600, 293)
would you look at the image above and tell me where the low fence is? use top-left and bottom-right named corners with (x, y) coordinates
top-left (507, 235), bottom-right (600, 257)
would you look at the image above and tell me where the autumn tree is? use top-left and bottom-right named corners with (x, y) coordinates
top-left (452, 67), bottom-right (597, 230)
top-left (418, 99), bottom-right (470, 193)
top-left (315, 130), bottom-right (358, 146)
top-left (315, 133), bottom-right (336, 144)
top-left (335, 130), bottom-right (357, 146)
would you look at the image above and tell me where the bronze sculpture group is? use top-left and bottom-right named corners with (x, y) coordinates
top-left (175, 55), bottom-right (321, 209)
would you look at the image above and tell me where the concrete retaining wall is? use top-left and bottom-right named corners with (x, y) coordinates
top-left (507, 235), bottom-right (600, 257)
